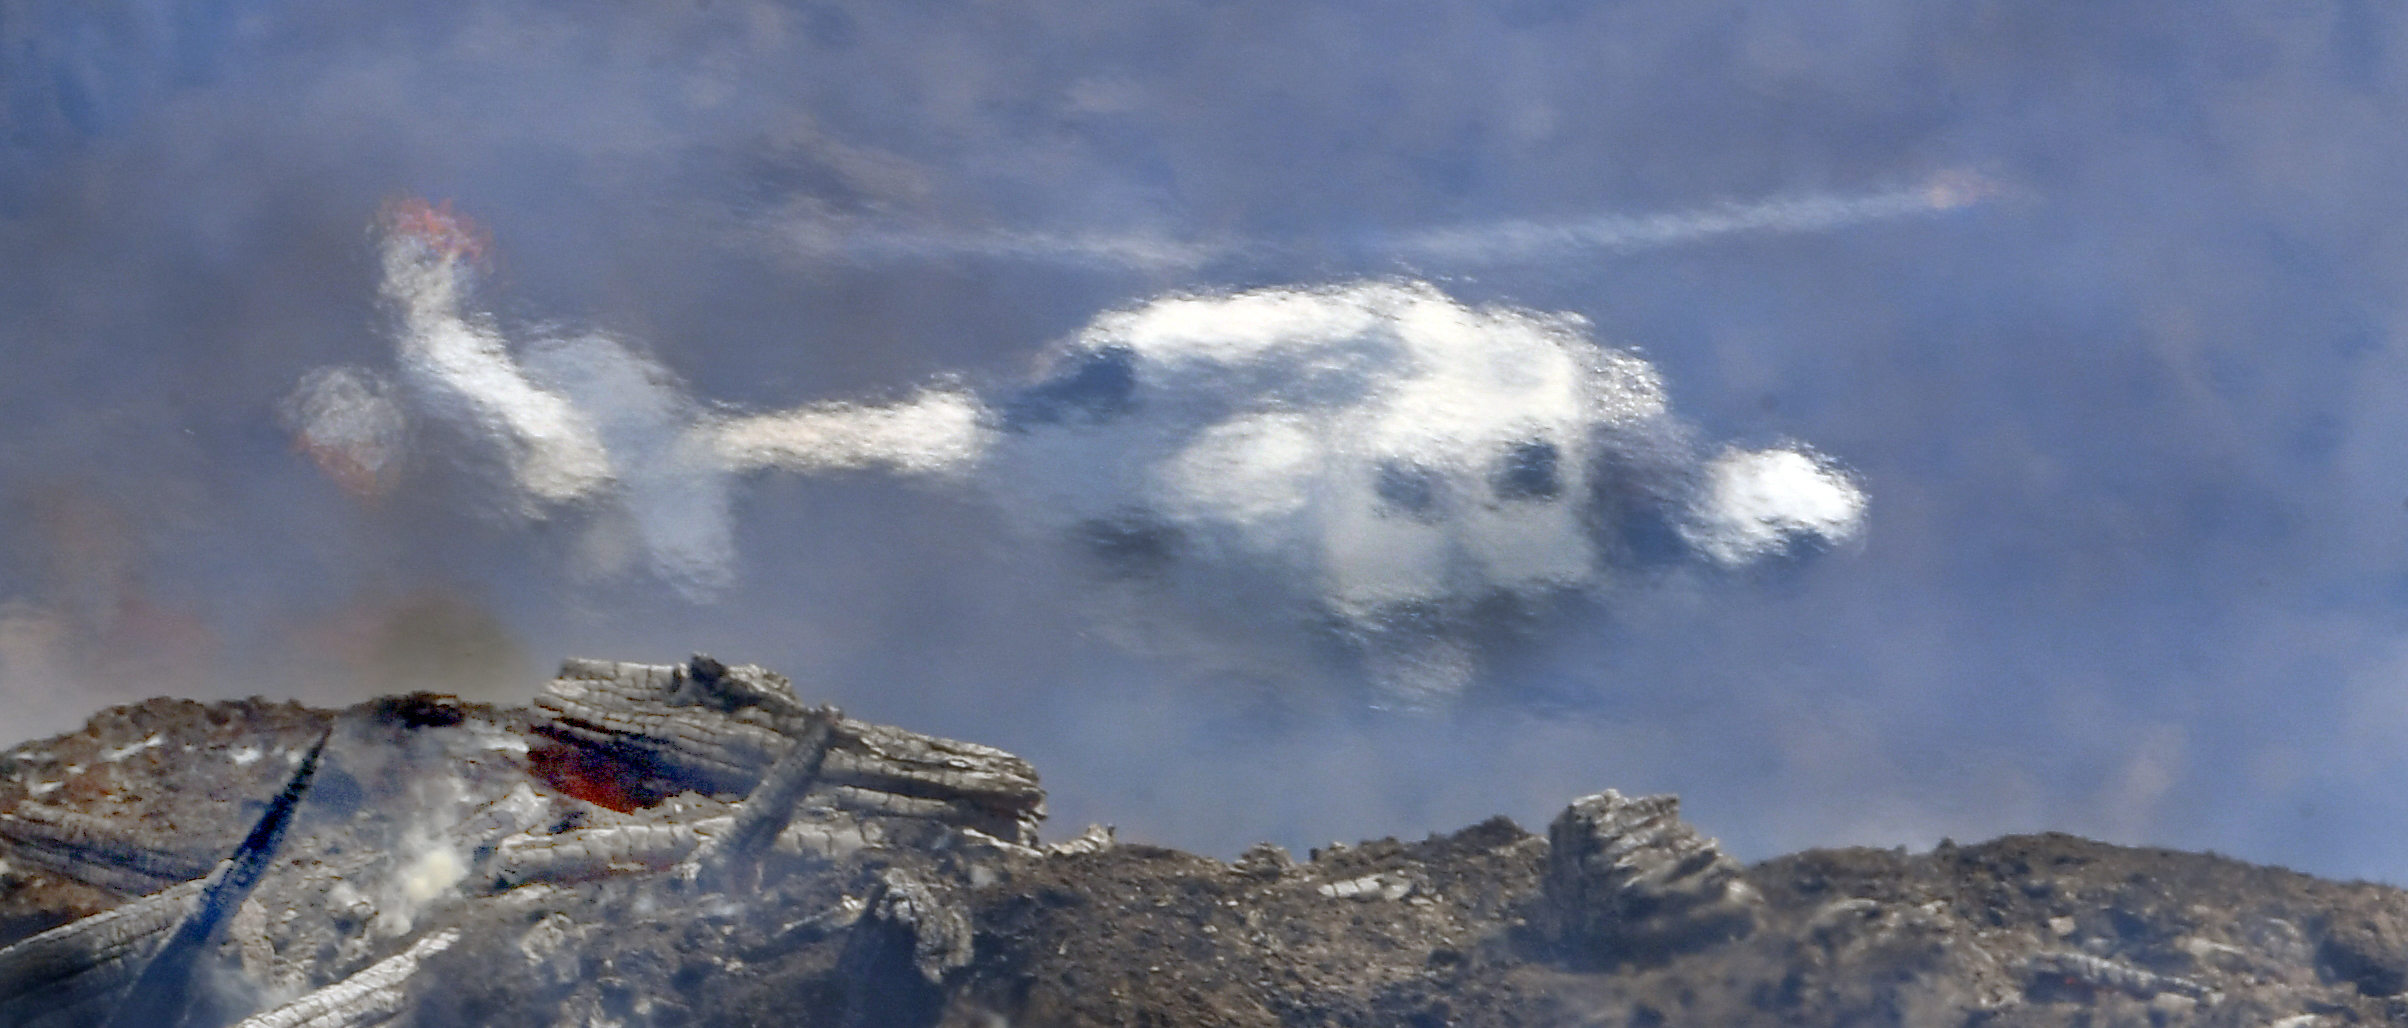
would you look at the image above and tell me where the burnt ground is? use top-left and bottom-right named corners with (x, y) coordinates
top-left (940, 826), bottom-right (2408, 1028)
top-left (0, 698), bottom-right (335, 940)
top-left (377, 819), bottom-right (2408, 1028)
top-left (6, 695), bottom-right (2408, 1028)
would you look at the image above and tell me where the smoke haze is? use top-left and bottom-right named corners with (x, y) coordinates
top-left (8, 0), bottom-right (2408, 880)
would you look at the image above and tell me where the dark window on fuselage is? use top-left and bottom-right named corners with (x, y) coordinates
top-left (1376, 460), bottom-right (1445, 520)
top-left (1001, 346), bottom-right (1138, 429)
top-left (1493, 440), bottom-right (1561, 501)
top-left (1074, 515), bottom-right (1181, 576)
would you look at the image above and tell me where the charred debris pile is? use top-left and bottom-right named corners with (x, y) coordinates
top-left (4, 659), bottom-right (2408, 1028)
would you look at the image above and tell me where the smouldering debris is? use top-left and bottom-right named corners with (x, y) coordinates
top-left (0, 656), bottom-right (1055, 1028)
top-left (4, 660), bottom-right (2408, 1028)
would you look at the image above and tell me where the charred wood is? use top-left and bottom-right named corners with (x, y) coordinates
top-left (0, 879), bottom-right (203, 1028)
top-left (1544, 789), bottom-right (1760, 968)
top-left (104, 730), bottom-right (328, 1028)
top-left (0, 808), bottom-right (217, 896)
top-left (532, 657), bottom-right (1042, 843)
top-left (687, 706), bottom-right (840, 893)
top-left (229, 928), bottom-right (461, 1028)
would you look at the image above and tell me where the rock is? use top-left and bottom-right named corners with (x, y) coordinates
top-left (1233, 842), bottom-right (1292, 878)
top-left (1042, 823), bottom-right (1116, 857)
top-left (2320, 909), bottom-right (2408, 996)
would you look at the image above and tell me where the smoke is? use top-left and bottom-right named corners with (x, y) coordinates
top-left (781, 224), bottom-right (1240, 271)
top-left (771, 170), bottom-right (1999, 271)
top-left (368, 830), bottom-right (469, 939)
top-left (1381, 171), bottom-right (2004, 267)
top-left (290, 209), bottom-right (1866, 702)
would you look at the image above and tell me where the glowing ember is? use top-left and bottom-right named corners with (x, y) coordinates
top-left (525, 741), bottom-right (669, 813)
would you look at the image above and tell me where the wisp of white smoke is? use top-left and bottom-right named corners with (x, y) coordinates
top-left (286, 202), bottom-right (1868, 702)
top-left (1384, 171), bottom-right (2001, 266)
top-left (781, 221), bottom-right (1238, 271)
top-left (773, 170), bottom-right (2000, 271)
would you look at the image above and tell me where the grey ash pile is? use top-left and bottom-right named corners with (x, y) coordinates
top-left (4, 658), bottom-right (2408, 1028)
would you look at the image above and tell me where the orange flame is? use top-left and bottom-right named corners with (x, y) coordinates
top-left (295, 434), bottom-right (392, 500)
top-left (379, 196), bottom-right (492, 268)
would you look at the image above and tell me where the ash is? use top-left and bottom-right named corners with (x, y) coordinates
top-left (4, 659), bottom-right (2407, 1028)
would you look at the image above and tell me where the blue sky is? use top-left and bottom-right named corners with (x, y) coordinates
top-left (6, 0), bottom-right (2408, 878)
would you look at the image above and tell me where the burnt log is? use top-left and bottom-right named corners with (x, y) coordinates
top-left (532, 657), bottom-right (1044, 844)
